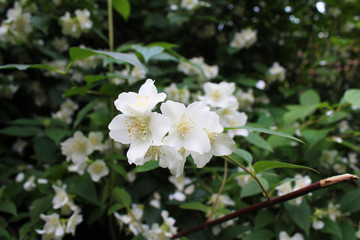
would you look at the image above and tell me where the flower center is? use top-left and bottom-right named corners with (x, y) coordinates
top-left (126, 117), bottom-right (148, 141)
top-left (133, 95), bottom-right (150, 108)
top-left (74, 141), bottom-right (86, 152)
top-left (212, 90), bottom-right (221, 100)
top-left (177, 115), bottom-right (195, 138)
top-left (93, 162), bottom-right (104, 174)
top-left (144, 146), bottom-right (165, 161)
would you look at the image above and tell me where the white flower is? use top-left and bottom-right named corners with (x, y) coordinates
top-left (23, 176), bottom-right (36, 191)
top-left (224, 111), bottom-right (248, 138)
top-left (52, 37), bottom-right (69, 52)
top-left (177, 56), bottom-right (218, 80)
top-left (114, 79), bottom-right (166, 117)
top-left (208, 194), bottom-right (235, 208)
top-left (312, 220), bottom-right (324, 230)
top-left (65, 211), bottom-right (83, 236)
top-left (256, 80), bottom-right (266, 90)
top-left (161, 101), bottom-right (211, 154)
top-left (279, 231), bottom-right (304, 240)
top-left (87, 160), bottom-right (109, 182)
top-left (236, 88), bottom-right (255, 111)
top-left (59, 12), bottom-right (80, 38)
top-left (149, 193), bottom-right (161, 209)
top-left (169, 175), bottom-right (192, 191)
top-left (230, 28), bottom-right (257, 49)
top-left (276, 181), bottom-right (292, 196)
top-left (52, 184), bottom-right (69, 209)
top-left (68, 160), bottom-right (88, 175)
top-left (199, 82), bottom-right (237, 108)
top-left (88, 132), bottom-right (106, 152)
top-left (75, 9), bottom-right (92, 30)
top-left (267, 62), bottom-right (286, 82)
top-left (191, 112), bottom-right (236, 168)
top-left (169, 191), bottom-right (186, 201)
top-left (235, 167), bottom-right (253, 187)
top-left (61, 131), bottom-right (92, 164)
top-left (114, 204), bottom-right (145, 236)
top-left (164, 83), bottom-right (190, 104)
top-left (294, 175), bottom-right (311, 190)
top-left (12, 139), bottom-right (27, 155)
top-left (181, 0), bottom-right (199, 10)
top-left (15, 172), bottom-right (25, 182)
top-left (36, 213), bottom-right (64, 238)
top-left (327, 202), bottom-right (341, 221)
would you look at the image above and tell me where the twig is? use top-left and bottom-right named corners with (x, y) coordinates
top-left (171, 174), bottom-right (359, 239)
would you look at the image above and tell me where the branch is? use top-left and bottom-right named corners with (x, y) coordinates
top-left (171, 174), bottom-right (359, 239)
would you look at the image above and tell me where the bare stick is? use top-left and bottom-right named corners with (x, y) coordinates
top-left (171, 174), bottom-right (358, 239)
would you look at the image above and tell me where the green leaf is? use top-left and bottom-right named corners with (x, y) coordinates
top-left (243, 229), bottom-right (274, 240)
top-left (108, 162), bottom-right (127, 179)
top-left (19, 221), bottom-right (36, 240)
top-left (339, 220), bottom-right (356, 240)
top-left (132, 46), bottom-right (164, 63)
top-left (133, 160), bottom-right (159, 173)
top-left (84, 75), bottom-right (108, 85)
top-left (340, 188), bottom-right (360, 213)
top-left (69, 47), bottom-right (147, 72)
top-left (73, 101), bottom-right (97, 128)
top-left (148, 42), bottom-right (179, 49)
top-left (285, 201), bottom-right (311, 235)
top-left (344, 89), bottom-right (360, 108)
top-left (241, 177), bottom-right (268, 198)
top-left (113, 0), bottom-right (131, 21)
top-left (64, 85), bottom-right (95, 97)
top-left (283, 104), bottom-right (318, 125)
top-left (10, 118), bottom-right (45, 126)
top-left (229, 148), bottom-right (253, 166)
top-left (225, 126), bottom-right (304, 144)
top-left (0, 64), bottom-right (63, 73)
top-left (88, 107), bottom-right (110, 127)
top-left (254, 210), bottom-right (275, 229)
top-left (179, 202), bottom-right (208, 213)
top-left (113, 188), bottom-right (131, 207)
top-left (253, 161), bottom-right (319, 175)
top-left (0, 126), bottom-right (41, 137)
top-left (44, 128), bottom-right (71, 145)
top-left (29, 195), bottom-right (52, 221)
top-left (30, 16), bottom-right (50, 35)
top-left (65, 175), bottom-right (99, 205)
top-left (33, 137), bottom-right (57, 164)
top-left (0, 201), bottom-right (17, 215)
top-left (107, 203), bottom-right (124, 215)
top-left (322, 218), bottom-right (342, 239)
top-left (245, 132), bottom-right (273, 152)
top-left (302, 128), bottom-right (332, 148)
top-left (300, 89), bottom-right (320, 105)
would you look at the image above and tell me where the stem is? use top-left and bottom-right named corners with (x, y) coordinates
top-left (207, 158), bottom-right (228, 222)
top-left (225, 155), bottom-right (271, 200)
top-left (107, 1), bottom-right (116, 240)
top-left (171, 174), bottom-right (359, 239)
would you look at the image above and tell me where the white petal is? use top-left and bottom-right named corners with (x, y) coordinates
top-left (192, 151), bottom-right (213, 168)
top-left (163, 129), bottom-right (183, 150)
top-left (114, 92), bottom-right (138, 113)
top-left (149, 113), bottom-right (170, 144)
top-left (127, 138), bottom-right (152, 163)
top-left (160, 100), bottom-right (186, 123)
top-left (186, 101), bottom-right (210, 125)
top-left (211, 133), bottom-right (236, 156)
top-left (183, 129), bottom-right (210, 154)
top-left (206, 112), bottom-right (223, 133)
top-left (108, 114), bottom-right (132, 144)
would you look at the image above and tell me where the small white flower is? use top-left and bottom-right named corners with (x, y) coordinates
top-left (88, 132), bottom-right (106, 152)
top-left (267, 62), bottom-right (286, 82)
top-left (87, 160), bottom-right (109, 182)
top-left (12, 139), bottom-right (27, 155)
top-left (279, 231), bottom-right (304, 240)
top-left (36, 213), bottom-right (64, 238)
top-left (224, 111), bottom-right (248, 138)
top-left (276, 181), bottom-right (292, 196)
top-left (59, 12), bottom-right (80, 38)
top-left (61, 131), bottom-right (92, 164)
top-left (169, 191), bottom-right (186, 201)
top-left (199, 82), bottom-right (237, 108)
top-left (169, 175), bottom-right (192, 191)
top-left (255, 80), bottom-right (266, 90)
top-left (15, 172), bottom-right (25, 182)
top-left (181, 0), bottom-right (199, 10)
top-left (75, 9), bottom-right (92, 30)
top-left (312, 220), bottom-right (324, 230)
top-left (52, 184), bottom-right (69, 209)
top-left (23, 176), bottom-right (36, 191)
top-left (230, 28), bottom-right (257, 49)
top-left (66, 211), bottom-right (83, 236)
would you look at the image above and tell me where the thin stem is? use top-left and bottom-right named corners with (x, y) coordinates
top-left (171, 174), bottom-right (359, 239)
top-left (207, 158), bottom-right (228, 222)
top-left (225, 155), bottom-right (271, 200)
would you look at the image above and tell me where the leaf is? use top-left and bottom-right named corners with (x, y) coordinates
top-left (133, 161), bottom-right (159, 173)
top-left (344, 89), bottom-right (360, 108)
top-left (73, 101), bottom-right (97, 128)
top-left (108, 162), bottom-right (127, 179)
top-left (225, 126), bottom-right (304, 144)
top-left (243, 229), bottom-right (274, 240)
top-left (217, 224), bottom-right (251, 240)
top-left (240, 177), bottom-right (268, 198)
top-left (0, 126), bottom-right (41, 137)
top-left (283, 104), bottom-right (318, 125)
top-left (0, 64), bottom-right (62, 73)
top-left (19, 221), bottom-right (35, 240)
top-left (0, 201), bottom-right (17, 215)
top-left (254, 210), bottom-right (275, 229)
top-left (107, 203), bottom-right (124, 215)
top-left (229, 148), bottom-right (253, 166)
top-left (113, 0), bottom-right (131, 21)
top-left (340, 188), bottom-right (360, 213)
top-left (302, 128), bottom-right (332, 148)
top-left (113, 188), bottom-right (131, 207)
top-left (10, 118), bottom-right (44, 126)
top-left (322, 218), bottom-right (342, 239)
top-left (65, 175), bottom-right (99, 205)
top-left (29, 195), bottom-right (53, 221)
top-left (179, 202), bottom-right (208, 213)
top-left (300, 89), bottom-right (320, 105)
top-left (30, 16), bottom-right (50, 35)
top-left (69, 47), bottom-right (147, 72)
top-left (339, 220), bottom-right (356, 240)
top-left (245, 132), bottom-right (273, 152)
top-left (33, 137), bottom-right (57, 164)
top-left (44, 128), bottom-right (71, 145)
top-left (132, 46), bottom-right (164, 63)
top-left (148, 42), bottom-right (179, 49)
top-left (285, 201), bottom-right (311, 235)
top-left (253, 161), bottom-right (319, 174)
top-left (64, 85), bottom-right (95, 97)
top-left (84, 75), bottom-right (108, 85)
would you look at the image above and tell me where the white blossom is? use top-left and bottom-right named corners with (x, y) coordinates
top-left (52, 184), bottom-right (69, 209)
top-left (279, 231), bottom-right (304, 240)
top-left (87, 160), bottom-right (109, 182)
top-left (199, 82), bottom-right (237, 109)
top-left (75, 9), bottom-right (92, 30)
top-left (36, 213), bottom-right (65, 239)
top-left (65, 211), bottom-right (83, 236)
top-left (230, 28), bottom-right (257, 49)
top-left (267, 62), bottom-right (286, 82)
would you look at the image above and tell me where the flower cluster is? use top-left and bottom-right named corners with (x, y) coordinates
top-left (0, 2), bottom-right (33, 44)
top-left (177, 56), bottom-right (219, 81)
top-left (108, 79), bottom-right (236, 176)
top-left (60, 131), bottom-right (108, 180)
top-left (230, 28), bottom-right (257, 50)
top-left (59, 9), bottom-right (93, 38)
top-left (276, 174), bottom-right (311, 205)
top-left (52, 99), bottom-right (79, 124)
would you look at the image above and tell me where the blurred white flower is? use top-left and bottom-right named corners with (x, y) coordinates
top-left (312, 220), bottom-right (324, 230)
top-left (23, 176), bottom-right (36, 191)
top-left (61, 131), bottom-right (92, 164)
top-left (88, 132), bottom-right (106, 152)
top-left (15, 172), bottom-right (25, 182)
top-left (36, 213), bottom-right (65, 239)
top-left (169, 191), bottom-right (186, 201)
top-left (87, 160), bottom-right (109, 182)
top-left (199, 82), bottom-right (237, 109)
top-left (12, 139), bottom-right (27, 155)
top-left (52, 184), bottom-right (69, 209)
top-left (65, 211), bottom-right (83, 236)
top-left (181, 0), bottom-right (199, 10)
top-left (164, 83), bottom-right (190, 104)
top-left (236, 88), bottom-right (255, 111)
top-left (279, 231), bottom-right (304, 240)
top-left (75, 9), bottom-right (92, 30)
top-left (230, 28), bottom-right (257, 49)
top-left (59, 12), bottom-right (81, 38)
top-left (267, 62), bottom-right (286, 82)
top-left (255, 80), bottom-right (266, 90)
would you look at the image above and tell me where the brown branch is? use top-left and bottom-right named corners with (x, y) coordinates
top-left (171, 174), bottom-right (359, 239)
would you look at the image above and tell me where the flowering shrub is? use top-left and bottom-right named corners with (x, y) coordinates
top-left (0, 0), bottom-right (360, 240)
